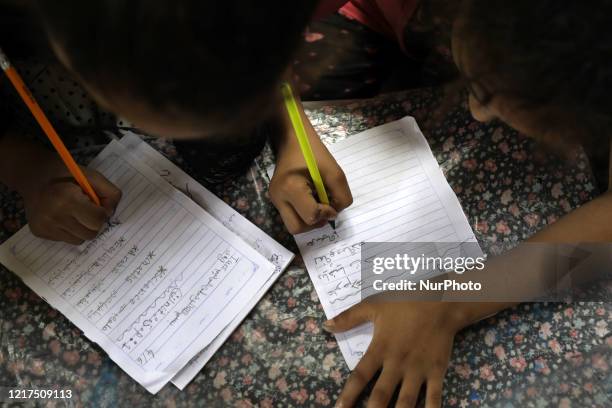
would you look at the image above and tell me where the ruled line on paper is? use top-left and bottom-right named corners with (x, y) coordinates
top-left (294, 117), bottom-right (483, 369)
top-left (115, 133), bottom-right (295, 390)
top-left (0, 140), bottom-right (277, 393)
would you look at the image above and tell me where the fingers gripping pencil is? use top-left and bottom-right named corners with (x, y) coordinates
top-left (281, 82), bottom-right (336, 230)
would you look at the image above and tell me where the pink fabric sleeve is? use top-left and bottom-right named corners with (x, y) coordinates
top-left (313, 0), bottom-right (418, 51)
top-left (313, 0), bottom-right (351, 20)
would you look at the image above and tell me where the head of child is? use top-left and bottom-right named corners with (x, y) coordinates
top-left (451, 0), bottom-right (612, 153)
top-left (32, 0), bottom-right (317, 139)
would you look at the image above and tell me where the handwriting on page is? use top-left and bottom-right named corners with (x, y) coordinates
top-left (13, 152), bottom-right (248, 365)
top-left (118, 133), bottom-right (293, 274)
top-left (295, 117), bottom-right (482, 369)
top-left (116, 133), bottom-right (295, 389)
top-left (0, 141), bottom-right (276, 393)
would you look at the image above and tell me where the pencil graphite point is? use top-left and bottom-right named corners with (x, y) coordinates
top-left (329, 220), bottom-right (336, 230)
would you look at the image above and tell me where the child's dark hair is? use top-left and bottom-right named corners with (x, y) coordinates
top-left (455, 0), bottom-right (612, 147)
top-left (31, 0), bottom-right (318, 128)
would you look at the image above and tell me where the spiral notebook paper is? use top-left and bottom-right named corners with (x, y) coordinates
top-left (0, 140), bottom-right (277, 393)
top-left (294, 117), bottom-right (482, 369)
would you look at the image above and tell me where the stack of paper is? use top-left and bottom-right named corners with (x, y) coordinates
top-left (0, 134), bottom-right (293, 393)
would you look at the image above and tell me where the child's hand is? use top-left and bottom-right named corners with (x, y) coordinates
top-left (270, 134), bottom-right (352, 234)
top-left (323, 301), bottom-right (466, 408)
top-left (270, 99), bottom-right (353, 234)
top-left (21, 159), bottom-right (122, 245)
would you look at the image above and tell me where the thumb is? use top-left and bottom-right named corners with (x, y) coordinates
top-left (322, 302), bottom-right (372, 333)
top-left (87, 170), bottom-right (122, 216)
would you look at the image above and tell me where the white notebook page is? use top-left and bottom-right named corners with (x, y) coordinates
top-left (0, 141), bottom-right (276, 393)
top-left (295, 117), bottom-right (481, 369)
top-left (116, 132), bottom-right (294, 389)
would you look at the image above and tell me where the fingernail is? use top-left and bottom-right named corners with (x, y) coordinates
top-left (322, 319), bottom-right (335, 332)
top-left (334, 401), bottom-right (343, 408)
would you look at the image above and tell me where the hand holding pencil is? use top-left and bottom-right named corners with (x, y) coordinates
top-left (269, 82), bottom-right (353, 234)
top-left (0, 47), bottom-right (121, 244)
top-left (19, 157), bottom-right (122, 245)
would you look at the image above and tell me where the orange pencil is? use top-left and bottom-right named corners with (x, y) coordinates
top-left (0, 47), bottom-right (101, 206)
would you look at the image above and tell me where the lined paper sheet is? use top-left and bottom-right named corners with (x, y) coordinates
top-left (295, 117), bottom-right (482, 369)
top-left (0, 141), bottom-right (276, 393)
top-left (117, 132), bottom-right (294, 389)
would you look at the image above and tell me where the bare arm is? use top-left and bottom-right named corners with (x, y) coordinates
top-left (450, 189), bottom-right (612, 326)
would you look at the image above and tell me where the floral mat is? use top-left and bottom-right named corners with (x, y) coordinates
top-left (0, 88), bottom-right (610, 407)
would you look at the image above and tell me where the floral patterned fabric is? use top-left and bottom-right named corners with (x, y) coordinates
top-left (1, 87), bottom-right (610, 407)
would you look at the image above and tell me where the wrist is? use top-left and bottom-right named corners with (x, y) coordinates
top-left (17, 156), bottom-right (66, 201)
top-left (447, 301), bottom-right (518, 331)
top-left (442, 302), bottom-right (474, 332)
top-left (272, 104), bottom-right (298, 154)
top-left (274, 90), bottom-right (319, 158)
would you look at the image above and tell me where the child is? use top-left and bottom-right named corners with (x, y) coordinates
top-left (0, 3), bottom-right (122, 244)
top-left (18, 0), bottom-right (456, 239)
top-left (0, 0), bottom-right (353, 243)
top-left (322, 1), bottom-right (612, 407)
top-left (0, 0), bottom-right (441, 242)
